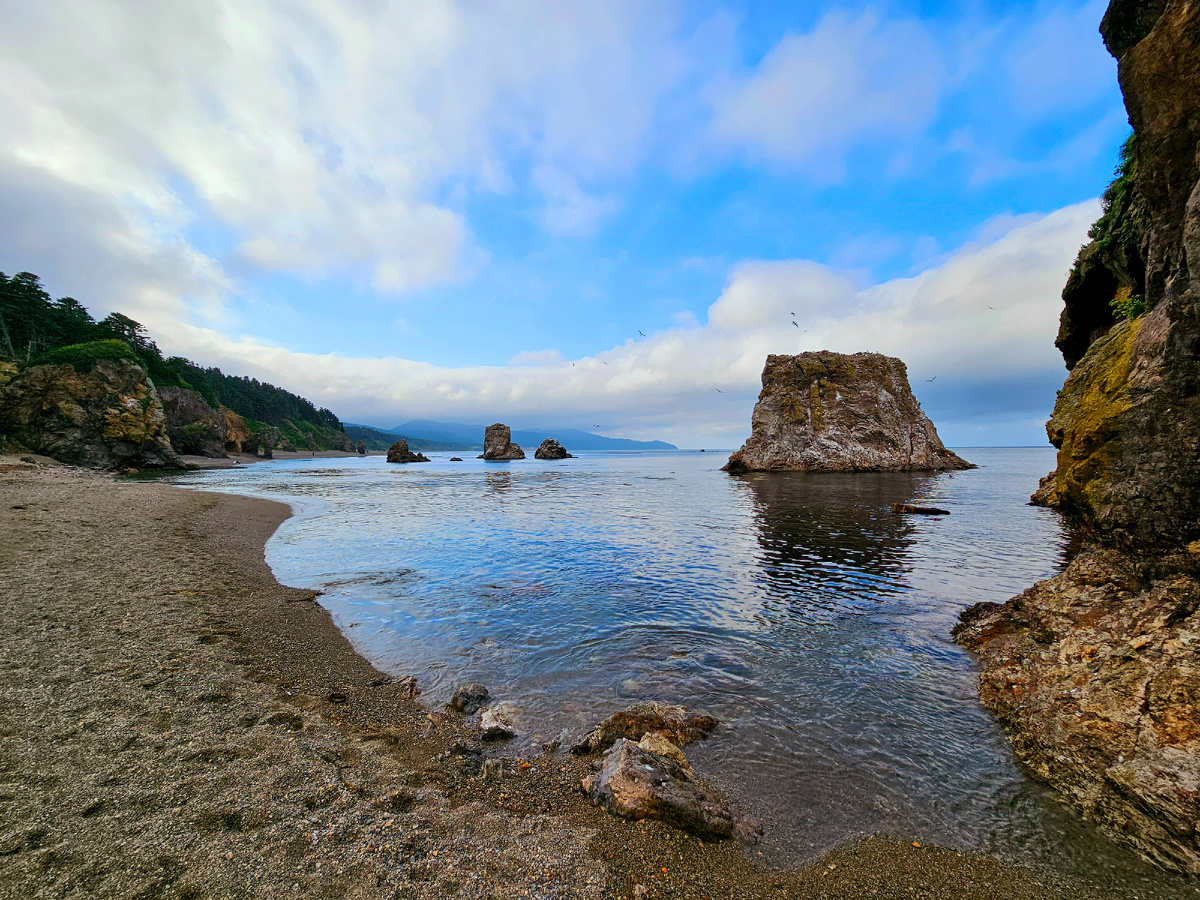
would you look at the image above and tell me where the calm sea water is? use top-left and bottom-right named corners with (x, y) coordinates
top-left (172, 448), bottom-right (1196, 896)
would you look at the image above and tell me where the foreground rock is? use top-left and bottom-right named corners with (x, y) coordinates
top-left (723, 352), bottom-right (972, 474)
top-left (956, 0), bottom-right (1200, 874)
top-left (386, 440), bottom-right (430, 463)
top-left (478, 423), bottom-right (524, 460)
top-left (534, 438), bottom-right (573, 459)
top-left (448, 683), bottom-right (490, 716)
top-left (582, 734), bottom-right (734, 839)
top-left (572, 702), bottom-right (719, 755)
top-left (479, 703), bottom-right (517, 741)
top-left (0, 359), bottom-right (182, 469)
top-left (159, 386), bottom-right (227, 458)
top-left (955, 548), bottom-right (1200, 872)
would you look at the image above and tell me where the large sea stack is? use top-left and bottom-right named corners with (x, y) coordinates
top-left (478, 423), bottom-right (525, 460)
top-left (955, 0), bottom-right (1200, 873)
top-left (723, 352), bottom-right (972, 474)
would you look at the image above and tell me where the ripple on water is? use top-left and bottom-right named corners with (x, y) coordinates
top-left (172, 449), bottom-right (1199, 897)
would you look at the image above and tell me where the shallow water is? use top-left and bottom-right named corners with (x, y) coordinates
top-left (173, 448), bottom-right (1198, 896)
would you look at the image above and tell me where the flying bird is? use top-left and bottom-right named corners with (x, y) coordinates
top-left (638, 330), bottom-right (645, 337)
top-left (926, 376), bottom-right (937, 382)
top-left (715, 388), bottom-right (724, 393)
top-left (603, 361), bottom-right (608, 366)
top-left (792, 321), bottom-right (799, 328)
top-left (987, 305), bottom-right (995, 310)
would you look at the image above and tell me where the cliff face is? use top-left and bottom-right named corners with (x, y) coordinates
top-left (724, 352), bottom-right (971, 474)
top-left (0, 359), bottom-right (181, 469)
top-left (958, 0), bottom-right (1200, 873)
top-left (159, 386), bottom-right (227, 458)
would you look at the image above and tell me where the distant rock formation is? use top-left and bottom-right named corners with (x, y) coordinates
top-left (385, 439), bottom-right (429, 463)
top-left (0, 359), bottom-right (181, 469)
top-left (478, 423), bottom-right (525, 460)
top-left (355, 440), bottom-right (367, 455)
top-left (159, 386), bottom-right (227, 458)
top-left (723, 352), bottom-right (972, 474)
top-left (222, 407), bottom-right (251, 454)
top-left (534, 438), bottom-right (573, 459)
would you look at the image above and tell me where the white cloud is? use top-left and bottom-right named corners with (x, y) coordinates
top-left (710, 10), bottom-right (944, 176)
top-left (146, 201), bottom-right (1095, 447)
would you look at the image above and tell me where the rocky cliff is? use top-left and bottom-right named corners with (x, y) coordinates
top-left (723, 352), bottom-right (971, 474)
top-left (0, 359), bottom-right (181, 469)
top-left (957, 0), bottom-right (1200, 873)
top-left (159, 386), bottom-right (227, 458)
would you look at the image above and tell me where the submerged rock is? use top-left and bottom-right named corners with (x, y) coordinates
top-left (478, 423), bottom-right (525, 460)
top-left (448, 683), bottom-right (490, 716)
top-left (723, 352), bottom-right (972, 474)
top-left (581, 734), bottom-right (733, 839)
top-left (534, 438), bottom-right (573, 460)
top-left (890, 503), bottom-right (950, 516)
top-left (572, 702), bottom-right (720, 755)
top-left (0, 359), bottom-right (182, 469)
top-left (386, 440), bottom-right (430, 464)
top-left (159, 386), bottom-right (227, 458)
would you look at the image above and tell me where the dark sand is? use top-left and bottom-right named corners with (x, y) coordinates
top-left (0, 459), bottom-right (1128, 898)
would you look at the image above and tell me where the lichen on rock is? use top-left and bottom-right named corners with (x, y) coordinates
top-left (723, 352), bottom-right (972, 474)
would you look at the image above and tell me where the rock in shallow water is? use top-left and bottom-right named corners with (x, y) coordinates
top-left (386, 440), bottom-right (429, 464)
top-left (478, 423), bottom-right (525, 460)
top-left (448, 683), bottom-right (490, 716)
top-left (723, 352), bottom-right (972, 474)
top-left (572, 702), bottom-right (719, 755)
top-left (581, 735), bottom-right (733, 839)
top-left (534, 438), bottom-right (573, 459)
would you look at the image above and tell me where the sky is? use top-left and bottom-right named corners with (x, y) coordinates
top-left (0, 0), bottom-right (1127, 448)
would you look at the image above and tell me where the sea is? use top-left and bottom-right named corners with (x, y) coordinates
top-left (170, 447), bottom-right (1198, 897)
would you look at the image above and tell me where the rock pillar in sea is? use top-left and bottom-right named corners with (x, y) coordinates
top-left (478, 423), bottom-right (525, 460)
top-left (722, 352), bottom-right (972, 474)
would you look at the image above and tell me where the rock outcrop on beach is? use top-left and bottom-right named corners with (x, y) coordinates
top-left (222, 407), bottom-right (251, 454)
top-left (385, 440), bottom-right (430, 464)
top-left (478, 423), bottom-right (525, 460)
top-left (159, 386), bottom-right (227, 458)
top-left (957, 0), bottom-right (1200, 874)
top-left (534, 438), bottom-right (573, 459)
top-left (723, 352), bottom-right (972, 474)
top-left (0, 359), bottom-right (181, 469)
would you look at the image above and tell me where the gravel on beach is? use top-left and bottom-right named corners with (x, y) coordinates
top-left (0, 459), bottom-right (1128, 898)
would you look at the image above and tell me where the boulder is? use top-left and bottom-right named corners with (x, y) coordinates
top-left (222, 407), bottom-right (252, 453)
top-left (534, 438), bottom-right (573, 459)
top-left (478, 423), bottom-right (525, 460)
top-left (386, 440), bottom-right (430, 464)
top-left (723, 353), bottom-right (972, 474)
top-left (356, 440), bottom-right (367, 455)
top-left (581, 735), bottom-right (734, 839)
top-left (159, 386), bottom-right (227, 458)
top-left (448, 683), bottom-right (490, 716)
top-left (0, 359), bottom-right (182, 469)
top-left (572, 702), bottom-right (719, 755)
top-left (479, 703), bottom-right (517, 741)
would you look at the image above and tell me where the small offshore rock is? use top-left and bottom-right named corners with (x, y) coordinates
top-left (890, 503), bottom-right (950, 516)
top-left (449, 456), bottom-right (463, 461)
top-left (449, 683), bottom-right (490, 716)
top-left (534, 438), bottom-right (573, 460)
top-left (572, 702), bottom-right (719, 755)
top-left (478, 423), bottom-right (525, 460)
top-left (581, 737), bottom-right (733, 839)
top-left (386, 440), bottom-right (430, 464)
top-left (479, 704), bottom-right (517, 741)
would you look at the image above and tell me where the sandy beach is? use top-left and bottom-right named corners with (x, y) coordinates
top-left (0, 458), bottom-right (1127, 898)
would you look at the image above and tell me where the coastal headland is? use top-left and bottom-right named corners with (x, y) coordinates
top-left (0, 456), bottom-right (1136, 900)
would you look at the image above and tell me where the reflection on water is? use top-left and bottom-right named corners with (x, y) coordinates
top-left (171, 449), bottom-right (1197, 897)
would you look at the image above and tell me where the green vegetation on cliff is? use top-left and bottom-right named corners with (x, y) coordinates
top-left (1, 271), bottom-right (347, 448)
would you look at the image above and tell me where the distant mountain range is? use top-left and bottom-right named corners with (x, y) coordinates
top-left (345, 419), bottom-right (677, 452)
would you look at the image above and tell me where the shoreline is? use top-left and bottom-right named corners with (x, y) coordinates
top-left (0, 457), bottom-right (1149, 898)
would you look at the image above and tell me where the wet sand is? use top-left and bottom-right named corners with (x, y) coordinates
top-left (0, 458), bottom-right (1127, 898)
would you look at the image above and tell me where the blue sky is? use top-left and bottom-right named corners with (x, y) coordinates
top-left (0, 0), bottom-right (1125, 446)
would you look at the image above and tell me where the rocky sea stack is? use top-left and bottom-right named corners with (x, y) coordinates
top-left (478, 423), bottom-right (524, 460)
top-left (534, 438), bottom-right (573, 459)
top-left (385, 440), bottom-right (429, 464)
top-left (955, 0), bottom-right (1200, 874)
top-left (723, 352), bottom-right (972, 474)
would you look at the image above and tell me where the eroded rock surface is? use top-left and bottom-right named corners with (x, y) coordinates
top-left (386, 440), bottom-right (430, 464)
top-left (955, 548), bottom-right (1200, 872)
top-left (534, 438), bottom-right (573, 460)
top-left (159, 386), bottom-right (227, 458)
top-left (723, 352), bottom-right (971, 474)
top-left (581, 735), bottom-right (733, 839)
top-left (572, 702), bottom-right (719, 756)
top-left (478, 424), bottom-right (524, 460)
top-left (0, 359), bottom-right (181, 469)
